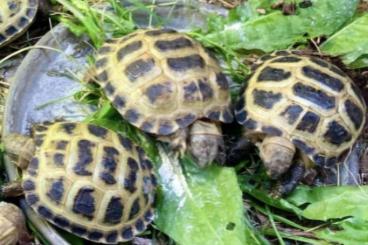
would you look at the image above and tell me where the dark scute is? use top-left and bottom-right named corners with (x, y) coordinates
top-left (53, 153), bottom-right (64, 166)
top-left (309, 57), bottom-right (329, 67)
top-left (145, 29), bottom-right (177, 36)
top-left (253, 89), bottom-right (282, 109)
top-left (175, 114), bottom-right (196, 128)
top-left (243, 119), bottom-right (257, 130)
top-left (350, 83), bottom-right (365, 104)
top-left (38, 205), bottom-right (53, 219)
top-left (104, 83), bottom-right (115, 95)
top-left (97, 71), bottom-right (108, 82)
top-left (53, 216), bottom-right (70, 227)
top-left (235, 96), bottom-right (245, 112)
top-left (324, 121), bottom-right (352, 145)
top-left (299, 0), bottom-right (313, 8)
top-left (345, 100), bottom-right (363, 129)
top-left (296, 111), bottom-right (320, 133)
top-left (5, 26), bottom-right (17, 36)
top-left (23, 180), bottom-right (35, 191)
top-left (56, 140), bottom-right (68, 150)
top-left (26, 194), bottom-right (39, 205)
top-left (124, 58), bottom-right (155, 82)
top-left (103, 146), bottom-right (119, 171)
top-left (216, 73), bottom-right (229, 90)
top-left (71, 224), bottom-right (87, 236)
top-left (222, 109), bottom-right (234, 123)
top-left (106, 231), bottom-right (118, 243)
top-left (127, 157), bottom-right (139, 171)
top-left (18, 17), bottom-right (29, 28)
top-left (198, 79), bottom-right (214, 101)
top-left (293, 83), bottom-right (335, 110)
top-left (104, 197), bottom-right (123, 224)
top-left (95, 58), bottom-right (107, 68)
top-left (271, 56), bottom-right (301, 63)
top-left (113, 95), bottom-right (126, 108)
top-left (118, 135), bottom-right (132, 150)
top-left (207, 111), bottom-right (220, 120)
top-left (154, 37), bottom-right (193, 51)
top-left (34, 134), bottom-right (44, 146)
top-left (124, 171), bottom-right (137, 193)
top-left (26, 8), bottom-right (36, 17)
top-left (275, 51), bottom-right (290, 56)
top-left (158, 121), bottom-right (174, 135)
top-left (257, 67), bottom-right (291, 82)
top-left (292, 139), bottom-right (315, 154)
top-left (151, 174), bottom-right (157, 186)
top-left (62, 123), bottom-right (76, 134)
top-left (8, 1), bottom-right (18, 10)
top-left (72, 187), bottom-right (95, 219)
top-left (100, 172), bottom-right (117, 185)
top-left (73, 140), bottom-right (94, 176)
top-left (129, 198), bottom-right (140, 219)
top-left (88, 231), bottom-right (104, 241)
top-left (135, 219), bottom-right (145, 232)
top-left (146, 83), bottom-right (171, 104)
top-left (88, 124), bottom-right (108, 138)
top-left (302, 66), bottom-right (344, 92)
top-left (143, 159), bottom-right (153, 169)
top-left (313, 154), bottom-right (325, 166)
top-left (141, 121), bottom-right (153, 132)
top-left (144, 210), bottom-right (153, 222)
top-left (98, 46), bottom-right (111, 55)
top-left (125, 109), bottom-right (140, 123)
top-left (167, 55), bottom-right (205, 72)
top-left (29, 157), bottom-right (39, 170)
top-left (47, 179), bottom-right (64, 204)
top-left (261, 126), bottom-right (282, 136)
top-left (235, 110), bottom-right (247, 124)
top-left (0, 34), bottom-right (6, 43)
top-left (329, 65), bottom-right (346, 77)
top-left (260, 54), bottom-right (273, 61)
top-left (116, 41), bottom-right (142, 61)
top-left (121, 227), bottom-right (133, 240)
top-left (183, 81), bottom-right (199, 101)
top-left (280, 105), bottom-right (303, 124)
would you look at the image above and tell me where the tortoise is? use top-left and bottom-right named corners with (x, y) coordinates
top-left (3, 121), bottom-right (156, 244)
top-left (93, 28), bottom-right (233, 167)
top-left (0, 0), bottom-right (39, 48)
top-left (234, 51), bottom-right (366, 194)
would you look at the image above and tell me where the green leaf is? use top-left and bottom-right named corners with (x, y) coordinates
top-left (155, 153), bottom-right (254, 245)
top-left (204, 0), bottom-right (358, 52)
top-left (316, 218), bottom-right (368, 245)
top-left (287, 185), bottom-right (368, 221)
top-left (320, 14), bottom-right (368, 68)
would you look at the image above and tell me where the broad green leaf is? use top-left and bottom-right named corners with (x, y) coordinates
top-left (204, 0), bottom-right (358, 52)
top-left (287, 185), bottom-right (368, 221)
top-left (316, 218), bottom-right (368, 245)
top-left (155, 152), bottom-right (252, 245)
top-left (321, 14), bottom-right (368, 68)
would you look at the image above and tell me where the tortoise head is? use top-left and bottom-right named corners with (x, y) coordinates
top-left (259, 136), bottom-right (296, 179)
top-left (188, 120), bottom-right (223, 168)
top-left (3, 133), bottom-right (35, 169)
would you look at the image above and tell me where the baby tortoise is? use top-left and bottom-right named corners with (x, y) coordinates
top-left (0, 0), bottom-right (39, 47)
top-left (234, 51), bottom-right (366, 194)
top-left (93, 28), bottom-right (233, 167)
top-left (3, 122), bottom-right (156, 244)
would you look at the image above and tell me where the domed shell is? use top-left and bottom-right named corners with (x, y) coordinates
top-left (0, 0), bottom-right (38, 47)
top-left (235, 51), bottom-right (366, 167)
top-left (22, 122), bottom-right (156, 244)
top-left (94, 29), bottom-right (233, 136)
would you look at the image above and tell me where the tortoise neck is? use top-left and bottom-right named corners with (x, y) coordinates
top-left (3, 133), bottom-right (35, 168)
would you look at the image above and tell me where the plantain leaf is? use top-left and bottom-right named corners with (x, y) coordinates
top-left (321, 14), bottom-right (368, 68)
top-left (287, 185), bottom-right (368, 221)
top-left (204, 0), bottom-right (358, 52)
top-left (154, 152), bottom-right (254, 245)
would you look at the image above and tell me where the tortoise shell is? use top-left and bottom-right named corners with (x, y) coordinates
top-left (0, 0), bottom-right (38, 47)
top-left (235, 51), bottom-right (366, 167)
top-left (94, 29), bottom-right (233, 136)
top-left (22, 122), bottom-right (156, 244)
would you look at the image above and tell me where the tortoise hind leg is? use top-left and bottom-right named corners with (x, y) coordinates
top-left (158, 127), bottom-right (189, 157)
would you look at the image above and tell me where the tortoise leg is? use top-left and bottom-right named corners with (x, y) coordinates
top-left (158, 127), bottom-right (189, 157)
top-left (188, 120), bottom-right (223, 168)
top-left (271, 161), bottom-right (306, 197)
top-left (1, 181), bottom-right (23, 198)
